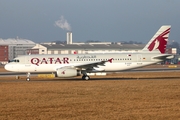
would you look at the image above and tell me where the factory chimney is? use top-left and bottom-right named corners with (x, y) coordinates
top-left (67, 32), bottom-right (72, 44)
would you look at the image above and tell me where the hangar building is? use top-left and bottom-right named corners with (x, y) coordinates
top-left (27, 43), bottom-right (145, 55)
top-left (0, 38), bottom-right (36, 64)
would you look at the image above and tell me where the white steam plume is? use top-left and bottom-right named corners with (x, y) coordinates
top-left (54, 16), bottom-right (71, 31)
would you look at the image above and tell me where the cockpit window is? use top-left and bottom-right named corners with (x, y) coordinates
top-left (8, 59), bottom-right (20, 63)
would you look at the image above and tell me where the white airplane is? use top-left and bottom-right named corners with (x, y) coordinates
top-left (5, 25), bottom-right (173, 81)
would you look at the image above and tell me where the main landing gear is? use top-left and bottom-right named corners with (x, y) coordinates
top-left (82, 74), bottom-right (90, 80)
top-left (26, 72), bottom-right (31, 81)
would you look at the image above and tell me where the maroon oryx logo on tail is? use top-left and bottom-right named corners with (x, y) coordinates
top-left (148, 28), bottom-right (170, 54)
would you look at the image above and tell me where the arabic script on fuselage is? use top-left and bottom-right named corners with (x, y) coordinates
top-left (77, 55), bottom-right (96, 59)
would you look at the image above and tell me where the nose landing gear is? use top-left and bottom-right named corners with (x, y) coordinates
top-left (26, 72), bottom-right (31, 81)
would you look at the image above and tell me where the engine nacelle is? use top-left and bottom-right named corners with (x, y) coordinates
top-left (56, 68), bottom-right (81, 77)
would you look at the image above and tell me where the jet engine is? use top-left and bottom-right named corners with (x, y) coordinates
top-left (56, 68), bottom-right (81, 77)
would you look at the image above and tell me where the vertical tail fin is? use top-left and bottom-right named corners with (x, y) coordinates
top-left (142, 25), bottom-right (171, 54)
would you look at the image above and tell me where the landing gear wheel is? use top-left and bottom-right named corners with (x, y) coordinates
top-left (26, 77), bottom-right (30, 81)
top-left (82, 75), bottom-right (90, 80)
top-left (26, 72), bottom-right (31, 81)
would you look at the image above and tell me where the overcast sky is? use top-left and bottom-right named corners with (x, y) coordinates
top-left (0, 0), bottom-right (179, 43)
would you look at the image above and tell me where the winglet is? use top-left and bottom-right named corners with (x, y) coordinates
top-left (142, 25), bottom-right (171, 54)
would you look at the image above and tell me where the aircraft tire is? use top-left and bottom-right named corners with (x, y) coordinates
top-left (85, 76), bottom-right (90, 80)
top-left (26, 77), bottom-right (30, 81)
top-left (82, 75), bottom-right (90, 80)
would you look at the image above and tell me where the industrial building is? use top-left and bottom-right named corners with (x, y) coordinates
top-left (27, 31), bottom-right (145, 54)
top-left (27, 43), bottom-right (145, 55)
top-left (0, 45), bottom-right (8, 64)
top-left (0, 38), bottom-right (36, 63)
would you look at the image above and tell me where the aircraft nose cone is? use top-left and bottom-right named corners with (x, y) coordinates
top-left (4, 64), bottom-right (12, 71)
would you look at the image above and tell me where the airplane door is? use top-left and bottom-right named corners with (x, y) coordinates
top-left (25, 56), bottom-right (29, 64)
top-left (24, 56), bottom-right (37, 72)
top-left (136, 54), bottom-right (143, 66)
top-left (137, 54), bottom-right (142, 62)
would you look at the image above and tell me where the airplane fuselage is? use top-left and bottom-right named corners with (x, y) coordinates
top-left (5, 53), bottom-right (164, 73)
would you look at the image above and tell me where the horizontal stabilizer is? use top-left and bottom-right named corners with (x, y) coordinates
top-left (152, 54), bottom-right (174, 60)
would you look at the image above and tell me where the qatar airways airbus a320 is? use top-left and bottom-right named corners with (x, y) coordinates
top-left (5, 25), bottom-right (173, 81)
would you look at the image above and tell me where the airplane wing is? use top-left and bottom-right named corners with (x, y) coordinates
top-left (61, 58), bottom-right (113, 71)
top-left (76, 58), bottom-right (113, 70)
top-left (75, 61), bottom-right (106, 70)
